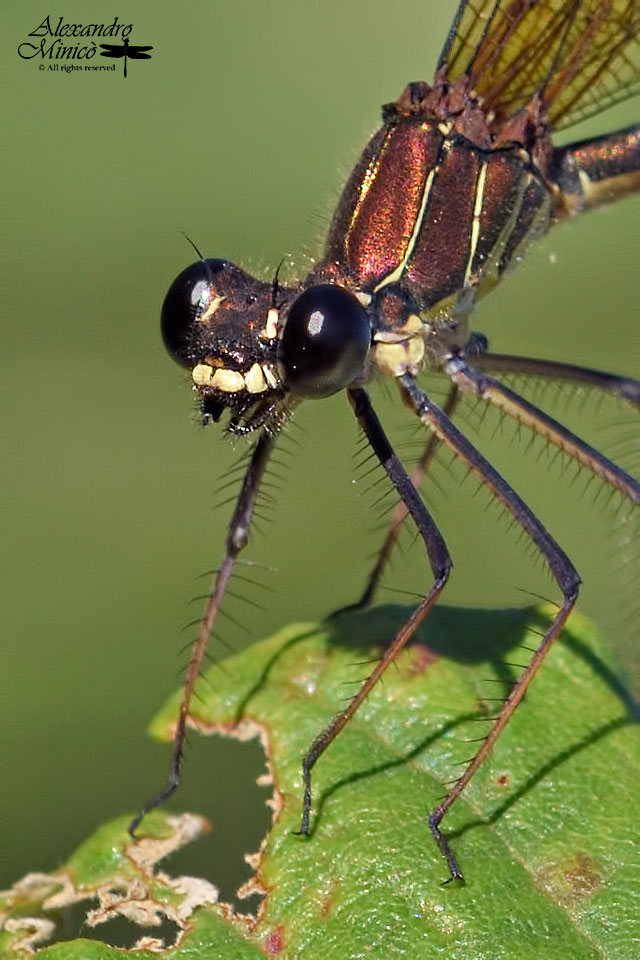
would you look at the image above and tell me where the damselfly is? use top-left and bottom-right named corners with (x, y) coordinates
top-left (130, 0), bottom-right (639, 881)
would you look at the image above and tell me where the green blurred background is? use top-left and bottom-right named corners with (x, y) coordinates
top-left (4, 0), bottom-right (638, 909)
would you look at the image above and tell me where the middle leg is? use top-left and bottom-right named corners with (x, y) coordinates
top-left (297, 385), bottom-right (453, 836)
top-left (400, 372), bottom-right (581, 881)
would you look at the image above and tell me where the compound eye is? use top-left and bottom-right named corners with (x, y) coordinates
top-left (278, 284), bottom-right (371, 398)
top-left (161, 259), bottom-right (227, 367)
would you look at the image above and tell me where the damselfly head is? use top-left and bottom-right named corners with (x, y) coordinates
top-left (162, 259), bottom-right (373, 431)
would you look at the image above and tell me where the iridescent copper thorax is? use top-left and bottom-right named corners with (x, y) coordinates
top-left (309, 77), bottom-right (558, 379)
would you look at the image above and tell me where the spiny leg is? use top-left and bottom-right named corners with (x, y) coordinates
top-left (399, 373), bottom-right (580, 882)
top-left (335, 384), bottom-right (460, 616)
top-left (298, 386), bottom-right (453, 835)
top-left (446, 358), bottom-right (640, 505)
top-left (335, 350), bottom-right (639, 616)
top-left (359, 353), bottom-right (638, 619)
top-left (128, 430), bottom-right (276, 837)
top-left (474, 353), bottom-right (640, 410)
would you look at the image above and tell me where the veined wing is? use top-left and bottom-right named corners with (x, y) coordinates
top-left (438, 0), bottom-right (640, 130)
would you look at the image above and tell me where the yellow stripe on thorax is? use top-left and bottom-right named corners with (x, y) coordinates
top-left (463, 161), bottom-right (488, 287)
top-left (373, 156), bottom-right (441, 294)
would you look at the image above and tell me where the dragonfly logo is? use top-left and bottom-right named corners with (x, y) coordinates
top-left (100, 37), bottom-right (153, 78)
top-left (18, 16), bottom-right (152, 77)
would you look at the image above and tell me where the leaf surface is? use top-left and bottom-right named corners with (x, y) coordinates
top-left (2, 606), bottom-right (637, 958)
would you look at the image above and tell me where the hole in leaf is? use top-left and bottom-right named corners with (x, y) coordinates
top-left (164, 733), bottom-right (272, 911)
top-left (38, 898), bottom-right (180, 951)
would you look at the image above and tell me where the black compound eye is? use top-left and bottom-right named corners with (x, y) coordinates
top-left (278, 284), bottom-right (371, 398)
top-left (161, 259), bottom-right (227, 367)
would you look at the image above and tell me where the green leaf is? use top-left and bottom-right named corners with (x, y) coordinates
top-left (0, 812), bottom-right (264, 959)
top-left (2, 605), bottom-right (637, 958)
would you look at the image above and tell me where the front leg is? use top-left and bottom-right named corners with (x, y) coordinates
top-left (129, 430), bottom-right (276, 837)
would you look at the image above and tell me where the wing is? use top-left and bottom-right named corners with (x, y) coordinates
top-left (127, 46), bottom-right (153, 58)
top-left (438, 0), bottom-right (640, 130)
top-left (100, 44), bottom-right (125, 58)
